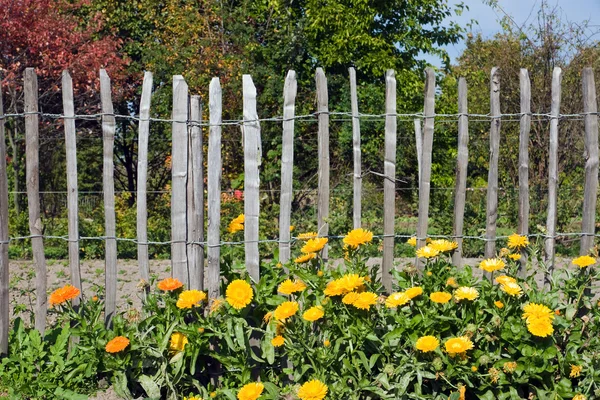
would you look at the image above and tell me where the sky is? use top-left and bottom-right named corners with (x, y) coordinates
top-left (423, 0), bottom-right (600, 66)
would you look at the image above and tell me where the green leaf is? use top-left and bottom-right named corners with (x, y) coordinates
top-left (396, 373), bottom-right (412, 395)
top-left (138, 375), bottom-right (161, 399)
top-left (53, 387), bottom-right (88, 400)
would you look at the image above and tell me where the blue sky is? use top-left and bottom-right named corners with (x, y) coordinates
top-left (424, 0), bottom-right (600, 66)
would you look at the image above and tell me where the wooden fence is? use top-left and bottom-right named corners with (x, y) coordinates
top-left (0, 66), bottom-right (599, 354)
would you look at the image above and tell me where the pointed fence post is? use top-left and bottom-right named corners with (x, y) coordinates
top-left (485, 67), bottom-right (501, 259)
top-left (382, 70), bottom-right (396, 292)
top-left (316, 68), bottom-right (330, 259)
top-left (279, 71), bottom-right (297, 264)
top-left (190, 95), bottom-right (204, 290)
top-left (452, 77), bottom-right (469, 267)
top-left (0, 76), bottom-right (10, 354)
top-left (100, 69), bottom-right (117, 325)
top-left (349, 67), bottom-right (362, 229)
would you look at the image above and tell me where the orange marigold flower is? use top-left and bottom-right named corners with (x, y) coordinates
top-left (303, 306), bottom-right (325, 322)
top-left (352, 292), bottom-right (378, 310)
top-left (49, 284), bottom-right (81, 306)
top-left (343, 228), bottom-right (374, 249)
top-left (301, 237), bottom-right (328, 254)
top-left (271, 335), bottom-right (285, 347)
top-left (105, 336), bottom-right (130, 353)
top-left (157, 277), bottom-right (184, 292)
top-left (405, 287), bottom-right (423, 299)
top-left (237, 382), bottom-right (264, 400)
top-left (273, 301), bottom-right (299, 321)
top-left (295, 253), bottom-right (316, 263)
top-left (430, 292), bottom-right (452, 304)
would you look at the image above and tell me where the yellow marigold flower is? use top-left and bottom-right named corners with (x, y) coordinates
top-left (263, 311), bottom-right (273, 324)
top-left (522, 303), bottom-right (554, 322)
top-left (446, 277), bottom-right (458, 288)
top-left (499, 247), bottom-right (510, 257)
top-left (407, 236), bottom-right (417, 246)
top-left (297, 379), bottom-right (328, 400)
top-left (198, 328), bottom-right (205, 333)
top-left (271, 335), bottom-right (285, 347)
top-left (295, 253), bottom-right (316, 263)
top-left (169, 332), bottom-right (188, 352)
top-left (479, 258), bottom-right (505, 272)
top-left (471, 366), bottom-right (478, 372)
top-left (416, 246), bottom-right (440, 259)
top-left (573, 394), bottom-right (586, 400)
top-left (352, 292), bottom-right (378, 310)
top-left (570, 364), bottom-right (582, 378)
top-left (458, 385), bottom-right (466, 400)
top-left (276, 262), bottom-right (283, 269)
top-left (385, 292), bottom-right (410, 308)
top-left (426, 271), bottom-right (433, 276)
top-left (210, 298), bottom-right (224, 314)
top-left (210, 392), bottom-right (216, 398)
top-left (273, 301), bottom-right (299, 321)
top-left (317, 270), bottom-right (324, 277)
top-left (503, 361), bottom-right (517, 373)
top-left (323, 279), bottom-right (345, 296)
top-left (105, 336), bottom-right (130, 353)
top-left (323, 339), bottom-right (331, 347)
top-left (500, 282), bottom-right (522, 297)
top-left (278, 279), bottom-right (307, 295)
top-left (303, 306), bottom-right (325, 322)
top-left (526, 318), bottom-right (554, 337)
top-left (301, 238), bottom-right (328, 254)
top-left (430, 292), bottom-right (452, 304)
top-left (184, 396), bottom-right (202, 400)
top-left (226, 280), bottom-right (253, 310)
top-left (343, 228), bottom-right (374, 248)
top-left (49, 284), bottom-right (81, 306)
top-left (177, 290), bottom-right (207, 309)
top-left (495, 275), bottom-right (516, 285)
top-left (508, 253), bottom-right (521, 261)
top-left (339, 274), bottom-right (365, 293)
top-left (429, 239), bottom-right (458, 253)
top-left (573, 255), bottom-right (596, 268)
top-left (507, 233), bottom-right (529, 249)
top-left (445, 336), bottom-right (474, 355)
top-left (494, 301), bottom-right (504, 309)
top-left (405, 286), bottom-right (423, 299)
top-left (228, 214), bottom-right (245, 234)
top-left (237, 382), bottom-right (264, 400)
top-left (157, 277), bottom-right (183, 292)
top-left (297, 232), bottom-right (318, 240)
top-left (415, 336), bottom-right (439, 352)
top-left (454, 287), bottom-right (479, 301)
top-left (290, 225), bottom-right (295, 232)
top-left (343, 292), bottom-right (360, 306)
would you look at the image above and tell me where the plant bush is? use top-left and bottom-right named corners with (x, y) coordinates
top-left (2, 230), bottom-right (600, 399)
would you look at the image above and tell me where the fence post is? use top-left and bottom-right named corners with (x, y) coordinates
top-left (61, 71), bottom-right (82, 303)
top-left (349, 67), bottom-right (362, 229)
top-left (279, 71), bottom-right (297, 264)
top-left (382, 70), bottom-right (396, 292)
top-left (452, 77), bottom-right (469, 267)
top-left (0, 76), bottom-right (9, 354)
top-left (414, 119), bottom-right (422, 183)
top-left (581, 67), bottom-right (599, 256)
top-left (416, 68), bottom-right (436, 269)
top-left (100, 69), bottom-right (117, 325)
top-left (207, 78), bottom-right (222, 299)
top-left (171, 75), bottom-right (189, 286)
top-left (518, 69), bottom-right (531, 272)
top-left (24, 68), bottom-right (47, 333)
top-left (136, 71), bottom-right (153, 287)
top-left (316, 68), bottom-right (330, 259)
top-left (190, 95), bottom-right (204, 290)
top-left (485, 67), bottom-right (501, 259)
top-left (243, 75), bottom-right (261, 282)
top-left (545, 67), bottom-right (562, 276)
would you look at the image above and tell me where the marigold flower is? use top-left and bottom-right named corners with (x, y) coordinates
top-left (157, 277), bottom-right (183, 292)
top-left (184, 396), bottom-right (201, 400)
top-left (170, 332), bottom-right (188, 352)
top-left (507, 233), bottom-right (529, 249)
top-left (479, 258), bottom-right (505, 272)
top-left (317, 270), bottom-right (324, 277)
top-left (429, 239), bottom-right (458, 253)
top-left (210, 298), bottom-right (224, 314)
top-left (226, 280), bottom-right (253, 310)
top-left (177, 290), bottom-right (207, 308)
top-left (454, 287), bottom-right (479, 301)
top-left (458, 385), bottom-right (466, 400)
top-left (500, 282), bottom-right (522, 296)
top-left (495, 275), bottom-right (516, 285)
top-left (301, 237), bottom-right (328, 254)
top-left (49, 284), bottom-right (81, 306)
top-left (508, 253), bottom-right (521, 261)
top-left (471, 366), bottom-right (478, 372)
top-left (526, 318), bottom-right (554, 337)
top-left (445, 336), bottom-right (474, 355)
top-left (572, 394), bottom-right (586, 400)
top-left (415, 336), bottom-right (439, 352)
top-left (237, 382), bottom-right (264, 400)
top-left (343, 228), bottom-right (374, 248)
top-left (416, 246), bottom-right (440, 259)
top-left (278, 279), bottom-right (307, 295)
top-left (297, 379), bottom-right (328, 400)
top-left (210, 392), bottom-right (216, 398)
top-left (570, 364), bottom-right (582, 378)
top-left (271, 335), bottom-right (285, 347)
top-left (105, 336), bottom-right (130, 353)
top-left (488, 367), bottom-right (500, 383)
top-left (274, 301), bottom-right (299, 321)
top-left (385, 292), bottom-right (410, 308)
top-left (405, 286), bottom-right (423, 299)
top-left (339, 274), bottom-right (365, 293)
top-left (494, 301), bottom-right (504, 309)
top-left (572, 255), bottom-right (596, 268)
top-left (295, 253), bottom-right (316, 263)
top-left (323, 279), bottom-right (345, 296)
top-left (323, 339), bottom-right (331, 347)
top-left (343, 292), bottom-right (361, 306)
top-left (303, 306), bottom-right (325, 322)
top-left (290, 225), bottom-right (295, 232)
top-left (406, 237), bottom-right (417, 246)
top-left (297, 232), bottom-right (318, 240)
top-left (228, 214), bottom-right (245, 234)
top-left (503, 361), bottom-right (517, 373)
top-left (446, 277), bottom-right (458, 287)
top-left (352, 292), bottom-right (378, 310)
top-left (522, 303), bottom-right (554, 322)
top-left (430, 292), bottom-right (452, 304)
